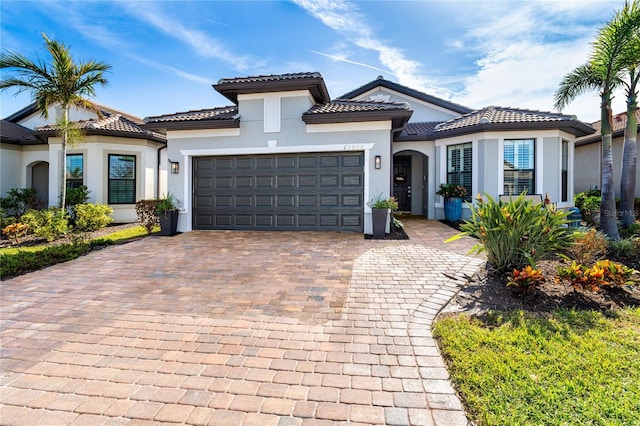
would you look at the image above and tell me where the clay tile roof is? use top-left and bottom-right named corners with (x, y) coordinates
top-left (0, 120), bottom-right (41, 144)
top-left (434, 106), bottom-right (575, 131)
top-left (216, 72), bottom-right (322, 85)
top-left (214, 72), bottom-right (330, 104)
top-left (302, 99), bottom-right (412, 130)
top-left (305, 99), bottom-right (410, 114)
top-left (35, 112), bottom-right (166, 143)
top-left (576, 108), bottom-right (640, 146)
top-left (397, 121), bottom-right (440, 141)
top-left (145, 106), bottom-right (238, 123)
top-left (432, 106), bottom-right (594, 137)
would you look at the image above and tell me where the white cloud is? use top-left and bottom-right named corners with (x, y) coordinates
top-left (453, 1), bottom-right (621, 122)
top-left (124, 2), bottom-right (257, 71)
top-left (293, 0), bottom-right (451, 96)
top-left (310, 50), bottom-right (392, 75)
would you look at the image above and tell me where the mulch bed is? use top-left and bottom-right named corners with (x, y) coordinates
top-left (445, 258), bottom-right (640, 318)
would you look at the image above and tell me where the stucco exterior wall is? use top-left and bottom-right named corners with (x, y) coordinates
top-left (166, 91), bottom-right (393, 233)
top-left (574, 135), bottom-right (640, 198)
top-left (431, 130), bottom-right (576, 219)
top-left (574, 142), bottom-right (601, 194)
top-left (0, 143), bottom-right (23, 195)
top-left (48, 136), bottom-right (163, 222)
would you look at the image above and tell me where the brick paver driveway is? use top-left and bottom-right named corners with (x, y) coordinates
top-left (1, 218), bottom-right (483, 425)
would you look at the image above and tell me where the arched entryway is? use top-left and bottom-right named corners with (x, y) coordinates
top-left (393, 150), bottom-right (429, 217)
top-left (30, 161), bottom-right (49, 207)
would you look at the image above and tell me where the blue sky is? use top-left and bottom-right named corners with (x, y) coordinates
top-left (0, 0), bottom-right (629, 123)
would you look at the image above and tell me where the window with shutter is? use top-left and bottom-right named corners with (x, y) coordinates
top-left (447, 143), bottom-right (472, 199)
top-left (503, 139), bottom-right (535, 195)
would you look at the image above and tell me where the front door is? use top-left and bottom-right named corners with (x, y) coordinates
top-left (393, 155), bottom-right (411, 212)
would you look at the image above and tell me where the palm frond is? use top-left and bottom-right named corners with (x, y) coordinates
top-left (553, 63), bottom-right (603, 111)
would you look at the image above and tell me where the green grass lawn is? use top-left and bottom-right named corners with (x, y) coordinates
top-left (0, 225), bottom-right (157, 279)
top-left (434, 309), bottom-right (640, 426)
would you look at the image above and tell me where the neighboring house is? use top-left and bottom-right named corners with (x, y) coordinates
top-left (1, 103), bottom-right (167, 222)
top-left (144, 72), bottom-right (595, 234)
top-left (574, 108), bottom-right (640, 197)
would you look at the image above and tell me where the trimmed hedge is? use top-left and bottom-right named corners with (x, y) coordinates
top-left (0, 241), bottom-right (113, 280)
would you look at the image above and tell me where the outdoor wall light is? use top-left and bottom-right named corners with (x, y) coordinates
top-left (375, 155), bottom-right (382, 169)
top-left (170, 161), bottom-right (180, 174)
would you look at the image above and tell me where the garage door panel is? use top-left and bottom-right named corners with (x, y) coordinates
top-left (236, 158), bottom-right (253, 169)
top-left (256, 157), bottom-right (275, 169)
top-left (320, 175), bottom-right (339, 187)
top-left (215, 176), bottom-right (233, 188)
top-left (342, 154), bottom-right (363, 167)
top-left (235, 176), bottom-right (254, 188)
top-left (343, 175), bottom-right (362, 186)
top-left (194, 152), bottom-right (363, 231)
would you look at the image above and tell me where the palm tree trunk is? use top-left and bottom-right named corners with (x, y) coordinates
top-left (59, 107), bottom-right (68, 209)
top-left (600, 96), bottom-right (621, 239)
top-left (620, 101), bottom-right (637, 227)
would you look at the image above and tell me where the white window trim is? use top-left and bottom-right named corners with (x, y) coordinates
top-left (436, 140), bottom-right (475, 208)
top-left (500, 138), bottom-right (539, 196)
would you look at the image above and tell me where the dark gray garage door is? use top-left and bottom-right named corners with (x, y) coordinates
top-left (193, 152), bottom-right (364, 231)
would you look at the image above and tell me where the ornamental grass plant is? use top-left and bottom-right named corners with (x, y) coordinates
top-left (450, 193), bottom-right (573, 273)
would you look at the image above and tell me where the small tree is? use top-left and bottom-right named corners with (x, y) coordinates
top-left (0, 33), bottom-right (111, 209)
top-left (554, 1), bottom-right (640, 239)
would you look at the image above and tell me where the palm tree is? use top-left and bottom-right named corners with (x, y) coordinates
top-left (0, 33), bottom-right (111, 209)
top-left (620, 71), bottom-right (639, 228)
top-left (554, 0), bottom-right (640, 239)
top-left (618, 1), bottom-right (640, 227)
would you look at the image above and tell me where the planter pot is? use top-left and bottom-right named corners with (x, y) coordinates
top-left (444, 197), bottom-right (463, 222)
top-left (372, 208), bottom-right (388, 239)
top-left (159, 210), bottom-right (179, 236)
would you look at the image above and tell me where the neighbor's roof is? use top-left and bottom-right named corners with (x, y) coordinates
top-left (144, 106), bottom-right (240, 131)
top-left (4, 102), bottom-right (144, 125)
top-left (213, 72), bottom-right (330, 104)
top-left (0, 120), bottom-right (43, 145)
top-left (431, 106), bottom-right (595, 138)
top-left (339, 76), bottom-right (472, 115)
top-left (302, 99), bottom-right (412, 130)
top-left (576, 108), bottom-right (640, 146)
top-left (36, 112), bottom-right (166, 143)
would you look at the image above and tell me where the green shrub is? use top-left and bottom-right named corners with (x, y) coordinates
top-left (135, 199), bottom-right (159, 233)
top-left (66, 185), bottom-right (90, 207)
top-left (454, 193), bottom-right (573, 272)
top-left (1, 243), bottom-right (91, 279)
top-left (574, 190), bottom-right (601, 227)
top-left (0, 187), bottom-right (43, 218)
top-left (567, 228), bottom-right (608, 265)
top-left (608, 238), bottom-right (638, 260)
top-left (0, 214), bottom-right (17, 231)
top-left (73, 203), bottom-right (113, 232)
top-left (620, 222), bottom-right (640, 239)
top-left (21, 208), bottom-right (69, 242)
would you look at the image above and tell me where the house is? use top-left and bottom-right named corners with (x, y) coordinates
top-left (1, 103), bottom-right (167, 222)
top-left (144, 72), bottom-right (595, 234)
top-left (574, 108), bottom-right (640, 197)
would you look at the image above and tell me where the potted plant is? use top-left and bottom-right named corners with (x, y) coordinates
top-left (368, 193), bottom-right (398, 239)
top-left (436, 183), bottom-right (467, 222)
top-left (156, 193), bottom-right (181, 236)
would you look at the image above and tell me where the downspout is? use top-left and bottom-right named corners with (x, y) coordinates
top-left (157, 144), bottom-right (167, 199)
